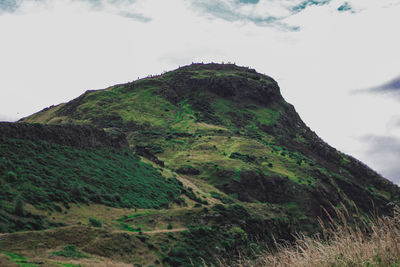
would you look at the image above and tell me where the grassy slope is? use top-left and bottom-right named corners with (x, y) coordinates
top-left (0, 123), bottom-right (184, 234)
top-left (0, 202), bottom-right (296, 267)
top-left (0, 138), bottom-right (182, 210)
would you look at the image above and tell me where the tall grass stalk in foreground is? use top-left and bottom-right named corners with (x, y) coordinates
top-left (220, 206), bottom-right (400, 267)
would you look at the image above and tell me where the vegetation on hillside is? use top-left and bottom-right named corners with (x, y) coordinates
top-left (165, 204), bottom-right (297, 266)
top-left (221, 206), bottom-right (400, 267)
top-left (0, 123), bottom-right (183, 233)
top-left (21, 63), bottom-right (399, 220)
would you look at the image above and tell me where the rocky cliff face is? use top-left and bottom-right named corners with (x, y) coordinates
top-left (159, 64), bottom-right (282, 105)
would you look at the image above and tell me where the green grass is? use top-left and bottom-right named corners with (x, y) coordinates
top-left (51, 245), bottom-right (89, 259)
top-left (117, 211), bottom-right (159, 232)
top-left (119, 222), bottom-right (142, 232)
top-left (1, 252), bottom-right (39, 267)
top-left (249, 106), bottom-right (280, 126)
top-left (117, 211), bottom-right (160, 222)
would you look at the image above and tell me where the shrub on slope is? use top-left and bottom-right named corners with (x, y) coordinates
top-left (0, 138), bottom-right (182, 210)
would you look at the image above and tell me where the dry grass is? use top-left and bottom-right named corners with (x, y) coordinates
top-left (222, 206), bottom-right (400, 267)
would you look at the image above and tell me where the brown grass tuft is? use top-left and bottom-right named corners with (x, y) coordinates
top-left (220, 206), bottom-right (400, 267)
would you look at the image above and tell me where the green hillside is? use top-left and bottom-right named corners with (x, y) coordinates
top-left (1, 63), bottom-right (399, 266)
top-left (0, 123), bottom-right (183, 232)
top-left (22, 63), bottom-right (400, 218)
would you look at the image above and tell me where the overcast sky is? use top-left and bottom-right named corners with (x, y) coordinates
top-left (0, 0), bottom-right (399, 184)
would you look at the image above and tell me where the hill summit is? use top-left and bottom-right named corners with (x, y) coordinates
top-left (1, 63), bottom-right (398, 266)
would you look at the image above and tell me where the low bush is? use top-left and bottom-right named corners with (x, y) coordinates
top-left (176, 165), bottom-right (201, 175)
top-left (229, 152), bottom-right (257, 163)
top-left (88, 217), bottom-right (102, 228)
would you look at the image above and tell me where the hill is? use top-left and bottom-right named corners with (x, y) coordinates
top-left (21, 63), bottom-right (400, 216)
top-left (1, 63), bottom-right (399, 266)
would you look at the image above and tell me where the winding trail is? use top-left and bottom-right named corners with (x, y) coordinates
top-left (112, 227), bottom-right (187, 235)
top-left (143, 228), bottom-right (187, 234)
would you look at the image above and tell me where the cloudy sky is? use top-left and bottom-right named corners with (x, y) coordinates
top-left (0, 0), bottom-right (399, 183)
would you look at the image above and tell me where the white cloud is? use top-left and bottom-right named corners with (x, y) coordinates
top-left (0, 0), bottom-right (400, 183)
top-left (358, 134), bottom-right (400, 184)
top-left (0, 113), bottom-right (18, 122)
